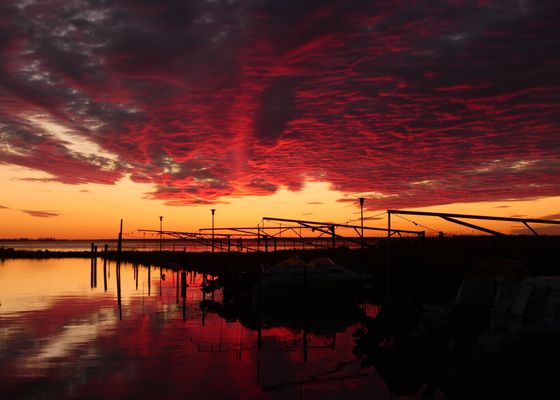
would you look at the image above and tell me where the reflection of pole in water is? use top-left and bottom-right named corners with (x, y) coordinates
top-left (90, 243), bottom-right (94, 288)
top-left (302, 263), bottom-right (308, 363)
top-left (202, 273), bottom-right (207, 301)
top-left (148, 266), bottom-right (151, 296)
top-left (116, 219), bottom-right (123, 321)
top-left (257, 265), bottom-right (262, 350)
top-left (135, 264), bottom-right (139, 290)
top-left (93, 245), bottom-right (98, 288)
top-left (181, 270), bottom-right (187, 321)
top-left (176, 270), bottom-right (179, 304)
top-left (103, 244), bottom-right (108, 292)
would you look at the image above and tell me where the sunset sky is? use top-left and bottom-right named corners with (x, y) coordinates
top-left (1, 0), bottom-right (559, 239)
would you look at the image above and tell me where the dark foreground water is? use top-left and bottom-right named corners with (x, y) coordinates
top-left (0, 258), bottom-right (445, 399)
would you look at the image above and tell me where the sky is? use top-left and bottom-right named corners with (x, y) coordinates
top-left (0, 0), bottom-right (559, 239)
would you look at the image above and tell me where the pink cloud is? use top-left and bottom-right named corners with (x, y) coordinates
top-left (0, 0), bottom-right (558, 208)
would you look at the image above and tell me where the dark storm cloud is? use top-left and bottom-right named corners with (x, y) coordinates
top-left (0, 0), bottom-right (559, 207)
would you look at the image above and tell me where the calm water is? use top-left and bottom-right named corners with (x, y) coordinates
top-left (0, 258), bottom-right (443, 399)
top-left (0, 237), bottom-right (381, 253)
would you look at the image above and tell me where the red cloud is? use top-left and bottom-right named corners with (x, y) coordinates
top-left (0, 0), bottom-right (559, 208)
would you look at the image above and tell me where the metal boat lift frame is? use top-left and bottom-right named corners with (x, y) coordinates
top-left (140, 215), bottom-right (424, 253)
top-left (385, 209), bottom-right (560, 292)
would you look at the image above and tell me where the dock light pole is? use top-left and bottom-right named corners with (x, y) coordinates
top-left (159, 216), bottom-right (163, 252)
top-left (359, 197), bottom-right (365, 247)
top-left (211, 209), bottom-right (216, 253)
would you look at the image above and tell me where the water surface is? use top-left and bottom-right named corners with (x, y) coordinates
top-left (0, 258), bottom-right (438, 399)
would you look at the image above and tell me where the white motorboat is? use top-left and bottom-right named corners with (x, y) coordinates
top-left (256, 256), bottom-right (370, 304)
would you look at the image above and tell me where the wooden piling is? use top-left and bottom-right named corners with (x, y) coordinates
top-left (103, 244), bottom-right (108, 292)
top-left (257, 264), bottom-right (262, 350)
top-left (302, 261), bottom-right (308, 363)
top-left (90, 243), bottom-right (95, 288)
top-left (93, 245), bottom-right (98, 288)
top-left (116, 219), bottom-right (123, 320)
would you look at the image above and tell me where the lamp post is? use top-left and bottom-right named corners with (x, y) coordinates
top-left (359, 197), bottom-right (365, 247)
top-left (211, 209), bottom-right (216, 253)
top-left (159, 216), bottom-right (163, 252)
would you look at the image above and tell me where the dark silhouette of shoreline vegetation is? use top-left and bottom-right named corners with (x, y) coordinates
top-left (1, 235), bottom-right (558, 304)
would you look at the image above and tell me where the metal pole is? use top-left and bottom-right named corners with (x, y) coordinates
top-left (159, 216), bottom-right (163, 252)
top-left (386, 211), bottom-right (391, 296)
top-left (211, 209), bottom-right (216, 253)
top-left (359, 197), bottom-right (365, 247)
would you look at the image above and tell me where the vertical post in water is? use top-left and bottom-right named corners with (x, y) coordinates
top-left (211, 209), bottom-right (215, 253)
top-left (257, 264), bottom-right (262, 350)
top-left (90, 243), bottom-right (95, 288)
top-left (302, 261), bottom-right (308, 363)
top-left (257, 225), bottom-right (260, 252)
top-left (94, 245), bottom-right (98, 288)
top-left (386, 211), bottom-right (391, 296)
top-left (103, 244), bottom-right (108, 292)
top-left (116, 219), bottom-right (123, 320)
top-left (265, 235), bottom-right (268, 253)
top-left (227, 235), bottom-right (231, 253)
top-left (359, 197), bottom-right (365, 248)
top-left (331, 225), bottom-right (336, 259)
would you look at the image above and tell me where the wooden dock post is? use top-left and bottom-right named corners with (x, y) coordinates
top-left (93, 245), bottom-right (98, 288)
top-left (116, 219), bottom-right (123, 320)
top-left (103, 244), bottom-right (108, 291)
top-left (257, 264), bottom-right (262, 350)
top-left (265, 235), bottom-right (268, 253)
top-left (90, 243), bottom-right (95, 288)
top-left (386, 211), bottom-right (391, 297)
top-left (302, 261), bottom-right (308, 363)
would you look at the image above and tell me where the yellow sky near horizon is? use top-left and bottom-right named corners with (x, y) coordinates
top-left (1, 164), bottom-right (559, 240)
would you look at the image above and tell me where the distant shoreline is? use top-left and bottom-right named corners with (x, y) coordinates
top-left (2, 235), bottom-right (558, 303)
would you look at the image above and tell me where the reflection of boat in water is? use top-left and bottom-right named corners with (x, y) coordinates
top-left (257, 256), bottom-right (371, 305)
top-left (197, 260), bottom-right (369, 334)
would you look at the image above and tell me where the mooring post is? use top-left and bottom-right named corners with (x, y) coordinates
top-left (265, 235), bottom-right (268, 253)
top-left (331, 225), bottom-right (336, 259)
top-left (386, 211), bottom-right (391, 296)
top-left (90, 242), bottom-right (95, 288)
top-left (135, 263), bottom-right (139, 290)
top-left (93, 245), bottom-right (98, 288)
top-left (227, 235), bottom-right (231, 253)
top-left (257, 264), bottom-right (262, 350)
top-left (302, 261), bottom-right (308, 363)
top-left (116, 219), bottom-right (123, 320)
top-left (103, 244), bottom-right (108, 292)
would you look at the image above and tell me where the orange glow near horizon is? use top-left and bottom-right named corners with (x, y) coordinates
top-left (1, 164), bottom-right (559, 239)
